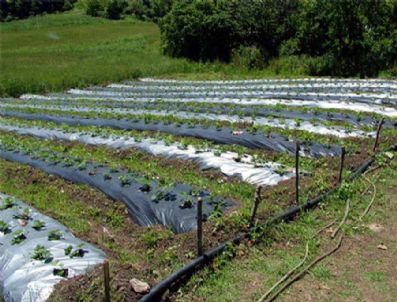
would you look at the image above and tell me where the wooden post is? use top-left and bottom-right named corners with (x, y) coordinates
top-left (295, 141), bottom-right (300, 205)
top-left (338, 147), bottom-right (346, 184)
top-left (197, 197), bottom-right (203, 257)
top-left (103, 260), bottom-right (110, 302)
top-left (373, 118), bottom-right (385, 152)
top-left (250, 185), bottom-right (263, 227)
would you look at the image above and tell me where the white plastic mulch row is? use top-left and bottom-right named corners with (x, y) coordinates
top-left (109, 82), bottom-right (397, 91)
top-left (76, 87), bottom-right (397, 101)
top-left (19, 94), bottom-right (397, 117)
top-left (0, 103), bottom-right (375, 138)
top-left (139, 77), bottom-right (397, 85)
top-left (0, 124), bottom-right (295, 186)
top-left (0, 193), bottom-right (105, 302)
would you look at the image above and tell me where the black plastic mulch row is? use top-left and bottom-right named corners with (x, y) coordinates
top-left (0, 148), bottom-right (231, 233)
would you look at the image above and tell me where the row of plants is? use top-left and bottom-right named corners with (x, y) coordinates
top-left (0, 118), bottom-right (299, 186)
top-left (129, 78), bottom-right (397, 85)
top-left (5, 96), bottom-right (396, 128)
top-left (67, 87), bottom-right (397, 106)
top-left (0, 106), bottom-right (377, 154)
top-left (0, 133), bottom-right (238, 233)
top-left (104, 83), bottom-right (397, 95)
top-left (0, 107), bottom-right (349, 158)
top-left (0, 115), bottom-right (326, 173)
top-left (20, 90), bottom-right (397, 118)
top-left (0, 102), bottom-right (375, 139)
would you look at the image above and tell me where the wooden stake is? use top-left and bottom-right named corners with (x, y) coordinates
top-left (250, 186), bottom-right (263, 227)
top-left (103, 260), bottom-right (110, 302)
top-left (197, 197), bottom-right (203, 257)
top-left (295, 141), bottom-right (300, 205)
top-left (338, 147), bottom-right (346, 183)
top-left (373, 118), bottom-right (385, 152)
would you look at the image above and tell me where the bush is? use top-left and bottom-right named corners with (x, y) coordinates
top-left (127, 0), bottom-right (173, 21)
top-left (231, 46), bottom-right (266, 70)
top-left (84, 0), bottom-right (105, 17)
top-left (106, 0), bottom-right (127, 19)
top-left (0, 0), bottom-right (77, 21)
top-left (160, 0), bottom-right (397, 76)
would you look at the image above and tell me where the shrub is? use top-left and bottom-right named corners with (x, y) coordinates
top-left (106, 0), bottom-right (127, 19)
top-left (127, 0), bottom-right (173, 21)
top-left (84, 0), bottom-right (105, 17)
top-left (0, 0), bottom-right (76, 21)
top-left (231, 46), bottom-right (266, 70)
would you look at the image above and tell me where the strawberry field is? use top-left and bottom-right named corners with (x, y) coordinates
top-left (0, 78), bottom-right (396, 301)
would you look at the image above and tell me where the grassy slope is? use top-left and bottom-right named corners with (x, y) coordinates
top-left (177, 154), bottom-right (397, 301)
top-left (0, 10), bottom-right (307, 97)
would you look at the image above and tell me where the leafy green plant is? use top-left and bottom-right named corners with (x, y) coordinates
top-left (13, 208), bottom-right (30, 220)
top-left (48, 229), bottom-right (63, 241)
top-left (64, 244), bottom-right (86, 258)
top-left (0, 220), bottom-right (10, 233)
top-left (32, 245), bottom-right (53, 263)
top-left (118, 175), bottom-right (130, 187)
top-left (32, 220), bottom-right (46, 231)
top-left (0, 197), bottom-right (15, 210)
top-left (11, 230), bottom-right (26, 245)
top-left (103, 173), bottom-right (112, 180)
top-left (53, 268), bottom-right (69, 278)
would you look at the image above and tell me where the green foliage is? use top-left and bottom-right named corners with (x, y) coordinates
top-left (11, 229), bottom-right (26, 245)
top-left (231, 46), bottom-right (266, 70)
top-left (32, 244), bottom-right (53, 262)
top-left (48, 229), bottom-right (63, 240)
top-left (0, 0), bottom-right (76, 22)
top-left (0, 197), bottom-right (15, 210)
top-left (0, 220), bottom-right (10, 233)
top-left (106, 0), bottom-right (127, 19)
top-left (160, 0), bottom-right (296, 62)
top-left (126, 0), bottom-right (173, 21)
top-left (161, 0), bottom-right (397, 76)
top-left (32, 220), bottom-right (46, 230)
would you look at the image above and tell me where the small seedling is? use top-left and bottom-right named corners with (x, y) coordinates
top-left (32, 220), bottom-right (45, 231)
top-left (11, 229), bottom-right (26, 245)
top-left (213, 150), bottom-right (222, 157)
top-left (179, 198), bottom-right (193, 209)
top-left (64, 244), bottom-right (86, 258)
top-left (64, 245), bottom-right (73, 256)
top-left (118, 175), bottom-right (130, 187)
top-left (103, 173), bottom-right (112, 180)
top-left (0, 197), bottom-right (15, 210)
top-left (0, 220), bottom-right (11, 233)
top-left (53, 268), bottom-right (68, 278)
top-left (77, 161), bottom-right (87, 171)
top-left (32, 245), bottom-right (53, 263)
top-left (139, 183), bottom-right (151, 192)
top-left (13, 208), bottom-right (30, 220)
top-left (48, 229), bottom-right (63, 241)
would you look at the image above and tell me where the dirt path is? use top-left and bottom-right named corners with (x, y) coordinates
top-left (282, 180), bottom-right (397, 302)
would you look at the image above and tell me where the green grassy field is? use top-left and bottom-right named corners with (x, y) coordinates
top-left (0, 10), bottom-right (311, 97)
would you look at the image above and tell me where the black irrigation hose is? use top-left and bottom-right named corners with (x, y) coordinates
top-left (140, 145), bottom-right (396, 302)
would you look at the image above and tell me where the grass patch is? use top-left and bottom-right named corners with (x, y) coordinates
top-left (0, 10), bottom-right (312, 97)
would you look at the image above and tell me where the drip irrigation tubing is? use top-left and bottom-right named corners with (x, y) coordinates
top-left (140, 144), bottom-right (396, 302)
